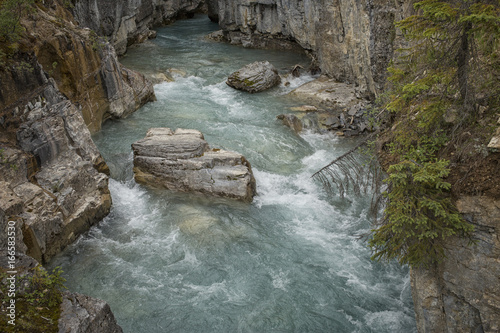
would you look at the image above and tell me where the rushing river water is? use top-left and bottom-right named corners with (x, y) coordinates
top-left (49, 16), bottom-right (416, 333)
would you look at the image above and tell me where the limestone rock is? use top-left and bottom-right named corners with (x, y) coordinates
top-left (0, 59), bottom-right (111, 263)
top-left (277, 114), bottom-right (303, 133)
top-left (289, 105), bottom-right (317, 112)
top-left (226, 61), bottom-right (281, 93)
top-left (288, 75), bottom-right (360, 109)
top-left (72, 0), bottom-right (205, 55)
top-left (205, 30), bottom-right (226, 42)
top-left (215, 0), bottom-right (412, 97)
top-left (59, 291), bottom-right (123, 333)
top-left (487, 127), bottom-right (500, 150)
top-left (20, 5), bottom-right (155, 133)
top-left (132, 128), bottom-right (256, 201)
top-left (411, 196), bottom-right (500, 333)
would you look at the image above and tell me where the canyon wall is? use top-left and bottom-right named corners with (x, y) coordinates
top-left (20, 2), bottom-right (156, 134)
top-left (0, 56), bottom-right (111, 264)
top-left (207, 1), bottom-right (500, 331)
top-left (72, 0), bottom-right (206, 55)
top-left (411, 197), bottom-right (500, 333)
top-left (209, 0), bottom-right (412, 98)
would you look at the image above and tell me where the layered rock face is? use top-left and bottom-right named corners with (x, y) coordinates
top-left (411, 196), bottom-right (500, 333)
top-left (59, 291), bottom-right (124, 333)
top-left (209, 0), bottom-right (412, 97)
top-left (72, 0), bottom-right (206, 55)
top-left (132, 128), bottom-right (257, 201)
top-left (278, 75), bottom-right (371, 136)
top-left (21, 3), bottom-right (155, 133)
top-left (226, 61), bottom-right (281, 93)
top-left (0, 59), bottom-right (111, 264)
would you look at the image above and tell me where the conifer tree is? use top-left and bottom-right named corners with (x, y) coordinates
top-left (369, 0), bottom-right (500, 267)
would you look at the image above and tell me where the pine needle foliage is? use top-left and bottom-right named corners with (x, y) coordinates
top-left (0, 0), bottom-right (35, 64)
top-left (369, 0), bottom-right (499, 267)
top-left (314, 0), bottom-right (499, 268)
top-left (312, 136), bottom-right (382, 200)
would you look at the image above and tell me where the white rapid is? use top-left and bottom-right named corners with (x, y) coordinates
top-left (49, 15), bottom-right (416, 333)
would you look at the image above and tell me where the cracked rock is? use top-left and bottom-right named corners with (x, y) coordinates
top-left (132, 128), bottom-right (256, 201)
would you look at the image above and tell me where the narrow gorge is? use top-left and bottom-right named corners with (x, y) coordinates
top-left (1, 1), bottom-right (498, 332)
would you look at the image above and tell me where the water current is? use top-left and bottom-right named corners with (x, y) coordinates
top-left (49, 16), bottom-right (417, 333)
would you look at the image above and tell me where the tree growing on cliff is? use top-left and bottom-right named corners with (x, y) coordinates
top-left (368, 0), bottom-right (499, 267)
top-left (0, 0), bottom-right (35, 64)
top-left (314, 0), bottom-right (499, 267)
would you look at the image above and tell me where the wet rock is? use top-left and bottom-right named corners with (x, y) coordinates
top-left (227, 61), bottom-right (281, 93)
top-left (291, 64), bottom-right (304, 77)
top-left (289, 105), bottom-right (317, 112)
top-left (205, 30), bottom-right (226, 42)
top-left (59, 291), bottom-right (123, 333)
top-left (147, 72), bottom-right (173, 84)
top-left (166, 68), bottom-right (187, 79)
top-left (132, 128), bottom-right (257, 201)
top-left (277, 114), bottom-right (303, 133)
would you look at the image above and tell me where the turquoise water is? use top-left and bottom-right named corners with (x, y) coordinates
top-left (49, 16), bottom-right (416, 333)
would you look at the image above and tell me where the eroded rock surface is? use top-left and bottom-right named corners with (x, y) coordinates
top-left (20, 4), bottom-right (155, 133)
top-left (209, 0), bottom-right (412, 97)
top-left (72, 0), bottom-right (206, 55)
top-left (226, 61), bottom-right (281, 93)
top-left (0, 59), bottom-right (111, 263)
top-left (411, 196), bottom-right (500, 333)
top-left (59, 292), bottom-right (123, 333)
top-left (132, 128), bottom-right (256, 201)
top-left (277, 75), bottom-right (372, 136)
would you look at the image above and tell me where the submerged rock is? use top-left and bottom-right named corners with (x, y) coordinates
top-left (277, 114), bottom-right (303, 133)
top-left (226, 61), bottom-right (281, 93)
top-left (132, 128), bottom-right (256, 201)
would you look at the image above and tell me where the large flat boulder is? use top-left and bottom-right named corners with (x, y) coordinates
top-left (132, 128), bottom-right (256, 201)
top-left (226, 61), bottom-right (281, 93)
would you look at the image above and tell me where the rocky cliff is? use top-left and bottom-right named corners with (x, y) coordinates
top-left (209, 0), bottom-right (412, 98)
top-left (72, 0), bottom-right (206, 55)
top-left (411, 196), bottom-right (500, 333)
top-left (0, 56), bottom-right (112, 264)
top-left (0, 0), bottom-right (159, 263)
top-left (20, 1), bottom-right (156, 133)
top-left (206, 1), bottom-right (500, 330)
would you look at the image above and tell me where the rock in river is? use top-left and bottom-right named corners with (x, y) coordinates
top-left (226, 61), bottom-right (281, 93)
top-left (132, 128), bottom-right (256, 201)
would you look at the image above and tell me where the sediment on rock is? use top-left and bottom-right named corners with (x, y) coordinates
top-left (132, 128), bottom-right (257, 201)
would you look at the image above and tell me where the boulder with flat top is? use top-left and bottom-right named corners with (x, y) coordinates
top-left (132, 128), bottom-right (256, 201)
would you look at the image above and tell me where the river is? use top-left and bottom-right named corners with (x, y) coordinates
top-left (49, 15), bottom-right (416, 333)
